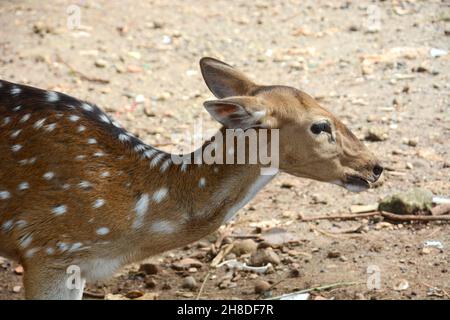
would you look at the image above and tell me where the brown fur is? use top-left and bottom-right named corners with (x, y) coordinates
top-left (0, 58), bottom-right (381, 299)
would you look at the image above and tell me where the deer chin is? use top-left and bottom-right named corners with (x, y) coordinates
top-left (343, 175), bottom-right (371, 193)
top-left (330, 175), bottom-right (371, 193)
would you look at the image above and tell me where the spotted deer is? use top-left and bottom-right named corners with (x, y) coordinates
top-left (0, 57), bottom-right (383, 299)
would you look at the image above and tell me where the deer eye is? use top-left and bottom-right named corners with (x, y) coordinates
top-left (310, 122), bottom-right (332, 135)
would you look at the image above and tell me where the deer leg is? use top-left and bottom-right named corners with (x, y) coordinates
top-left (23, 263), bottom-right (86, 300)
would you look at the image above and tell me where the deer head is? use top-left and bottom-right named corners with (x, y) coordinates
top-left (200, 57), bottom-right (383, 192)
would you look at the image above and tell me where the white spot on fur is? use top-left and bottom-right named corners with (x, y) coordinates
top-left (20, 114), bottom-right (31, 123)
top-left (52, 204), bottom-right (67, 216)
top-left (62, 183), bottom-right (71, 190)
top-left (199, 177), bottom-right (206, 188)
top-left (11, 86), bottom-right (21, 95)
top-left (46, 91), bottom-right (59, 102)
top-left (93, 151), bottom-right (105, 157)
top-left (78, 125), bottom-right (86, 132)
top-left (13, 105), bottom-right (21, 112)
top-left (15, 220), bottom-right (27, 229)
top-left (45, 247), bottom-right (55, 255)
top-left (143, 149), bottom-right (158, 159)
top-left (43, 172), bottom-right (55, 180)
top-left (2, 220), bottom-right (14, 231)
top-left (0, 191), bottom-right (11, 200)
top-left (10, 129), bottom-right (21, 138)
top-left (99, 114), bottom-right (110, 123)
top-left (160, 159), bottom-right (172, 172)
top-left (132, 193), bottom-right (150, 229)
top-left (150, 153), bottom-right (165, 167)
top-left (214, 167), bottom-right (219, 173)
top-left (150, 220), bottom-right (177, 234)
top-left (81, 103), bottom-right (94, 112)
top-left (87, 138), bottom-right (97, 144)
top-left (134, 144), bottom-right (147, 152)
top-left (100, 171), bottom-right (110, 178)
top-left (180, 162), bottom-right (188, 172)
top-left (78, 180), bottom-right (92, 189)
top-left (11, 144), bottom-right (22, 152)
top-left (96, 227), bottom-right (109, 235)
top-left (18, 182), bottom-right (30, 190)
top-left (19, 157), bottom-right (36, 165)
top-left (75, 155), bottom-right (87, 161)
top-left (19, 234), bottom-right (33, 248)
top-left (118, 133), bottom-right (130, 142)
top-left (152, 187), bottom-right (168, 203)
top-left (25, 248), bottom-right (39, 258)
top-left (69, 242), bottom-right (83, 252)
top-left (33, 118), bottom-right (46, 129)
top-left (69, 115), bottom-right (80, 122)
top-left (2, 117), bottom-right (11, 126)
top-left (44, 123), bottom-right (57, 132)
top-left (57, 242), bottom-right (69, 252)
top-left (93, 198), bottom-right (105, 208)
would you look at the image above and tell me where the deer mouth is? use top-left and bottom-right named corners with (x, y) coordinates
top-left (344, 175), bottom-right (370, 192)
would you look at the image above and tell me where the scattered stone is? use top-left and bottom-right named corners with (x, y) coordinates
top-left (182, 276), bottom-right (197, 290)
top-left (127, 65), bottom-right (142, 73)
top-left (406, 138), bottom-right (418, 147)
top-left (375, 222), bottom-right (394, 230)
top-left (365, 127), bottom-right (389, 142)
top-left (125, 290), bottom-right (144, 299)
top-left (12, 286), bottom-right (22, 293)
top-left (310, 194), bottom-right (328, 205)
top-left (379, 188), bottom-right (433, 214)
top-left (14, 265), bottom-right (24, 275)
top-left (135, 94), bottom-right (146, 104)
top-left (431, 204), bottom-right (450, 216)
top-left (424, 240), bottom-right (444, 249)
top-left (250, 248), bottom-right (281, 266)
top-left (172, 258), bottom-right (203, 270)
top-left (156, 92), bottom-right (172, 101)
top-left (280, 182), bottom-right (294, 189)
top-left (393, 279), bottom-right (409, 291)
top-left (350, 204), bottom-right (378, 213)
top-left (289, 268), bottom-right (302, 278)
top-left (139, 263), bottom-right (159, 275)
top-left (232, 239), bottom-right (258, 256)
top-left (327, 251), bottom-right (341, 259)
top-left (254, 280), bottom-right (271, 294)
top-left (95, 59), bottom-right (108, 68)
top-left (144, 277), bottom-right (157, 289)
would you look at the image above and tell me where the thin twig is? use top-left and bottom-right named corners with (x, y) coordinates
top-left (266, 281), bottom-right (361, 300)
top-left (380, 211), bottom-right (450, 222)
top-left (196, 271), bottom-right (211, 300)
top-left (300, 212), bottom-right (380, 221)
top-left (299, 211), bottom-right (450, 222)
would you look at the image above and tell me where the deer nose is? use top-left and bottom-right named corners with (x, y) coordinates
top-left (372, 164), bottom-right (383, 179)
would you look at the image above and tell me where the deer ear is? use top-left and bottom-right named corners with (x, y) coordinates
top-left (203, 97), bottom-right (266, 129)
top-left (200, 57), bottom-right (257, 98)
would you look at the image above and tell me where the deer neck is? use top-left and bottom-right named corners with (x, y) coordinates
top-left (135, 128), bottom-right (277, 253)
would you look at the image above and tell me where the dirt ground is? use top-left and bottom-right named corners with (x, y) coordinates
top-left (0, 0), bottom-right (449, 300)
